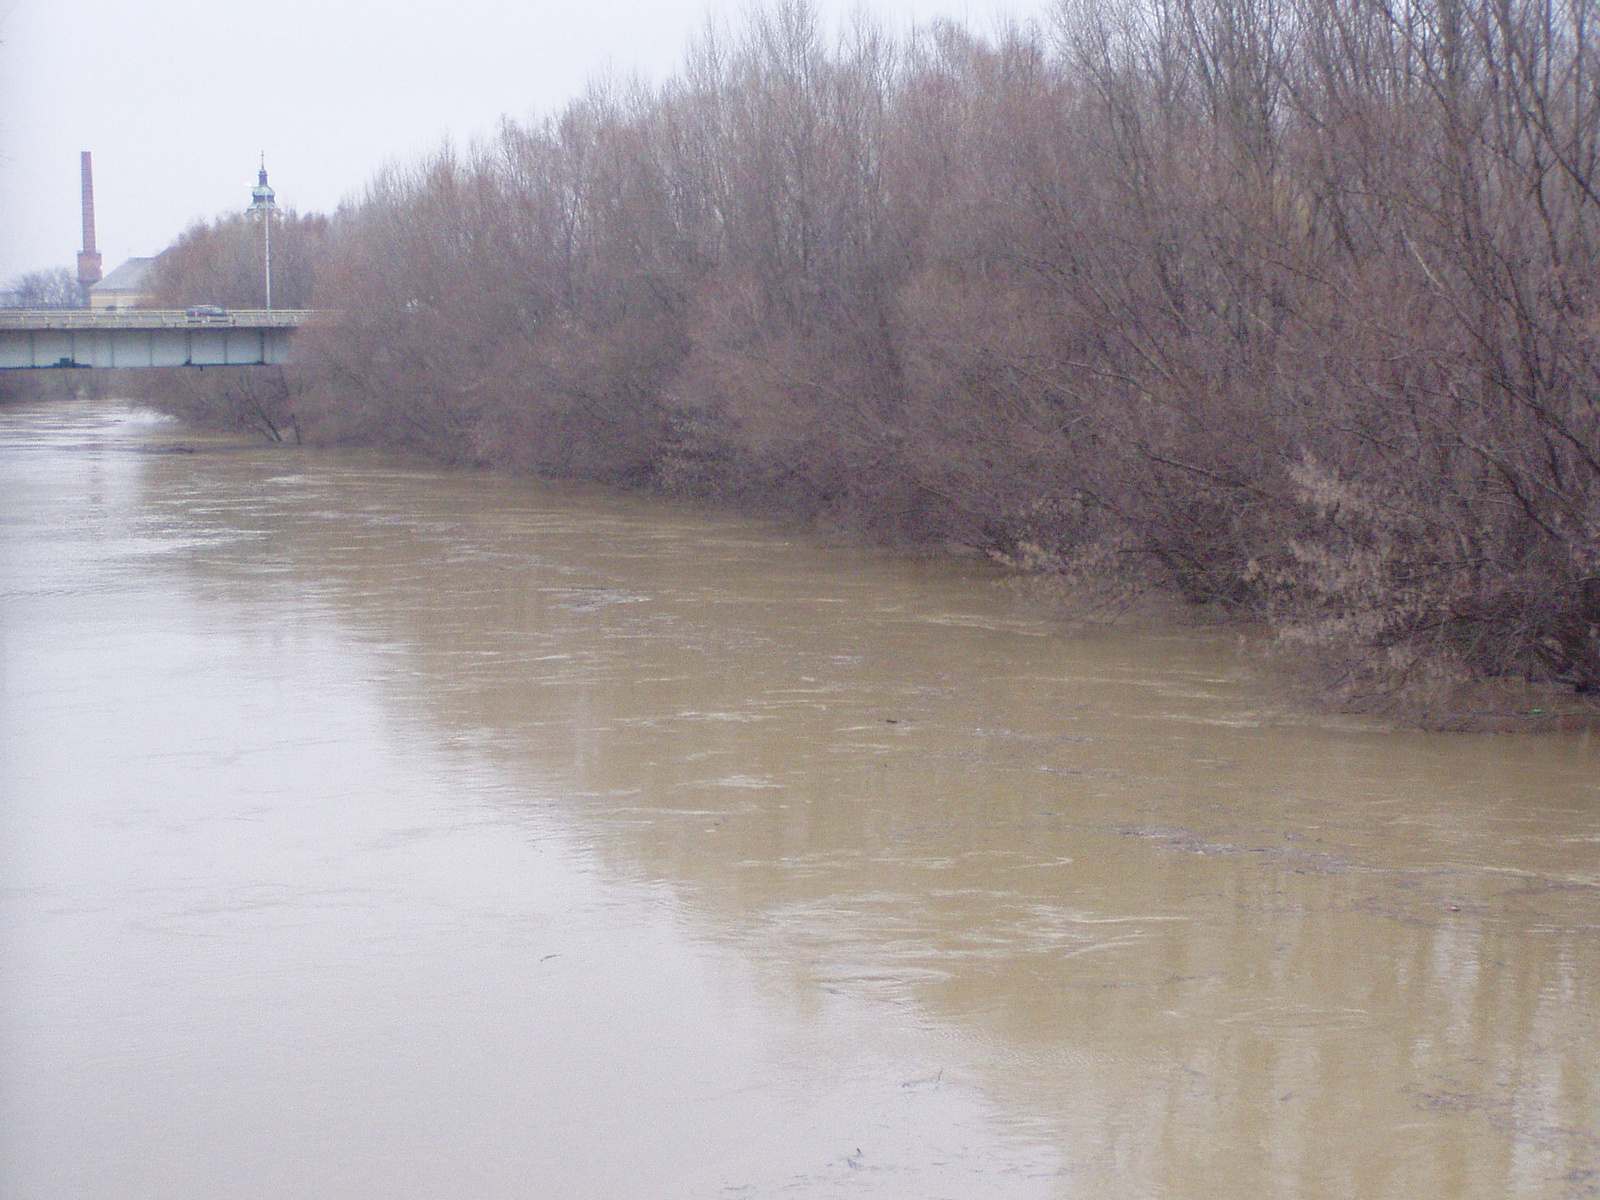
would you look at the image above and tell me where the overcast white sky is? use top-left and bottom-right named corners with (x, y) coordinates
top-left (0, 0), bottom-right (1041, 283)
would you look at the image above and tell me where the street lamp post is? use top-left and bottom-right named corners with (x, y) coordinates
top-left (248, 157), bottom-right (277, 310)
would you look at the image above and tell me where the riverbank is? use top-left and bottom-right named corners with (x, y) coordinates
top-left (98, 371), bottom-right (1598, 733)
top-left (129, 0), bottom-right (1600, 720)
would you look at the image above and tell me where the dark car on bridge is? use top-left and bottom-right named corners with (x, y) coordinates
top-left (184, 305), bottom-right (231, 323)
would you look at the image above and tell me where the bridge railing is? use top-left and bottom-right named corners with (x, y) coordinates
top-left (0, 309), bottom-right (315, 331)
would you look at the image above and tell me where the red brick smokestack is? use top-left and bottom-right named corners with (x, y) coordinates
top-left (76, 151), bottom-right (103, 301)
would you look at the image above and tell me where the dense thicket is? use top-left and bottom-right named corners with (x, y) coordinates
top-left (173, 0), bottom-right (1600, 709)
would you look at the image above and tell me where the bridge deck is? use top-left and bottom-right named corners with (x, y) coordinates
top-left (0, 309), bottom-right (313, 330)
top-left (0, 310), bottom-right (315, 369)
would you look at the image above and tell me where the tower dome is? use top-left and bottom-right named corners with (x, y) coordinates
top-left (249, 158), bottom-right (276, 213)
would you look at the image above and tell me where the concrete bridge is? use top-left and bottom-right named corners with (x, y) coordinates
top-left (0, 309), bottom-right (313, 369)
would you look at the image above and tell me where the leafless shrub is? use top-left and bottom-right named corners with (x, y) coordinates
top-left (138, 366), bottom-right (302, 443)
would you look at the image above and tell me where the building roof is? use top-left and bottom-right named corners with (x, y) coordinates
top-left (92, 257), bottom-right (155, 293)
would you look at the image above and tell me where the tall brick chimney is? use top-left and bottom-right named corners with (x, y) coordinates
top-left (76, 151), bottom-right (103, 303)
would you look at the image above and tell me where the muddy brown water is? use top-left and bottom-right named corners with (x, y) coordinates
top-left (2, 399), bottom-right (1596, 1199)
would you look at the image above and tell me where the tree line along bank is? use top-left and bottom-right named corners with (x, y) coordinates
top-left (89, 0), bottom-right (1600, 722)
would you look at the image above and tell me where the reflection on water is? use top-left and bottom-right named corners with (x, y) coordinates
top-left (2, 399), bottom-right (1596, 1200)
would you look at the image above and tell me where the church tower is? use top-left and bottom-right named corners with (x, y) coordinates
top-left (249, 158), bottom-right (276, 213)
top-left (248, 156), bottom-right (277, 309)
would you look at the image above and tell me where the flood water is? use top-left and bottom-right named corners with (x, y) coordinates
top-left (1, 398), bottom-right (1596, 1199)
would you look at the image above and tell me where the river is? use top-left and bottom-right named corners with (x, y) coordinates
top-left (1, 398), bottom-right (1596, 1199)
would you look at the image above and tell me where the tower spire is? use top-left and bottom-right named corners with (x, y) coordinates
top-left (247, 156), bottom-right (277, 310)
top-left (250, 154), bottom-right (276, 210)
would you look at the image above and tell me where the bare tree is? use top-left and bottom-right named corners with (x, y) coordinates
top-left (8, 267), bottom-right (85, 309)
